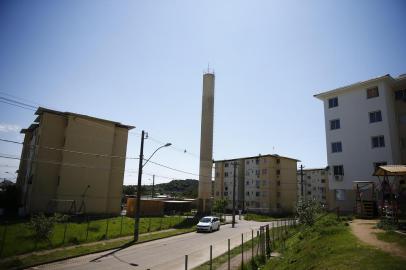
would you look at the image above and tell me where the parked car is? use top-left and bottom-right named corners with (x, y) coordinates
top-left (196, 216), bottom-right (220, 232)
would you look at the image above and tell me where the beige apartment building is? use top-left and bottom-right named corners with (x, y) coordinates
top-left (214, 154), bottom-right (298, 214)
top-left (297, 168), bottom-right (329, 207)
top-left (17, 107), bottom-right (134, 215)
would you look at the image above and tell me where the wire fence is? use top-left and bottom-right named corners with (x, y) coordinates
top-left (182, 218), bottom-right (297, 270)
top-left (0, 213), bottom-right (197, 258)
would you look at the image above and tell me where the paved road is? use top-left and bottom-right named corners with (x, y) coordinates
top-left (31, 220), bottom-right (274, 270)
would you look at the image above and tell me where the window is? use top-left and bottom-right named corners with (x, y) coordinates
top-left (372, 136), bottom-right (385, 148)
top-left (399, 114), bottom-right (406, 124)
top-left (262, 169), bottom-right (267, 175)
top-left (277, 191), bottom-right (281, 197)
top-left (330, 119), bottom-right (340, 130)
top-left (225, 163), bottom-right (229, 167)
top-left (276, 169), bottom-right (281, 175)
top-left (256, 192), bottom-right (260, 197)
top-left (331, 142), bottom-right (342, 153)
top-left (216, 191), bottom-right (219, 196)
top-left (224, 192), bottom-right (228, 196)
top-left (255, 159), bottom-right (259, 164)
top-left (333, 165), bottom-right (344, 175)
top-left (367, 87), bottom-right (379, 99)
top-left (246, 181), bottom-right (249, 185)
top-left (246, 191), bottom-right (250, 196)
top-left (225, 172), bottom-right (229, 177)
top-left (215, 172), bottom-right (220, 177)
top-left (395, 90), bottom-right (405, 100)
top-left (277, 180), bottom-right (280, 186)
top-left (246, 160), bottom-right (249, 164)
top-left (307, 191), bottom-right (311, 195)
top-left (335, 189), bottom-right (346, 201)
top-left (225, 186), bottom-right (228, 191)
top-left (328, 97), bottom-right (338, 108)
top-left (321, 179), bottom-right (326, 183)
top-left (373, 162), bottom-right (387, 169)
top-left (276, 159), bottom-right (280, 164)
top-left (57, 176), bottom-right (60, 186)
top-left (369, 111), bottom-right (382, 123)
top-left (276, 203), bottom-right (281, 209)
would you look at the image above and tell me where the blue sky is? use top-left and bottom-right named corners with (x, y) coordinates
top-left (0, 0), bottom-right (405, 184)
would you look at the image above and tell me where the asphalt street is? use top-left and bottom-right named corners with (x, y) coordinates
top-left (30, 219), bottom-right (275, 270)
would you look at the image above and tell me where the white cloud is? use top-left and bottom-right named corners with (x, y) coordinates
top-left (0, 124), bottom-right (20, 133)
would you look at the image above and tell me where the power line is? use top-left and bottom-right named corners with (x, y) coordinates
top-left (0, 138), bottom-right (212, 179)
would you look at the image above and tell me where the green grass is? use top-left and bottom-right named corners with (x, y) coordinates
top-left (376, 231), bottom-right (406, 249)
top-left (0, 227), bottom-right (195, 270)
top-left (193, 223), bottom-right (295, 270)
top-left (0, 215), bottom-right (190, 258)
top-left (262, 215), bottom-right (406, 270)
top-left (244, 213), bottom-right (276, 222)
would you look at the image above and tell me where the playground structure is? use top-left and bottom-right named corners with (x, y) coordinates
top-left (354, 181), bottom-right (377, 218)
top-left (373, 165), bottom-right (406, 223)
top-left (354, 165), bottom-right (406, 221)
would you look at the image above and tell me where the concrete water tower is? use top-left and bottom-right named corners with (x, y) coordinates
top-left (197, 71), bottom-right (215, 214)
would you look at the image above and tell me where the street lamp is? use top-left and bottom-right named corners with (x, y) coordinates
top-left (134, 130), bottom-right (171, 241)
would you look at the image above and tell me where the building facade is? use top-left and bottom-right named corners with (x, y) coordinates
top-left (297, 168), bottom-right (329, 206)
top-left (17, 107), bottom-right (134, 215)
top-left (214, 154), bottom-right (298, 214)
top-left (315, 74), bottom-right (406, 212)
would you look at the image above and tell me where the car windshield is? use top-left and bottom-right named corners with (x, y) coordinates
top-left (200, 217), bottom-right (212, 223)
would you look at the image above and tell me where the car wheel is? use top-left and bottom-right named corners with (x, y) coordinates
top-left (209, 226), bottom-right (212, 233)
top-left (217, 225), bottom-right (220, 231)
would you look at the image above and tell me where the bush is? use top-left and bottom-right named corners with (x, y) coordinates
top-left (296, 200), bottom-right (321, 226)
top-left (27, 213), bottom-right (66, 243)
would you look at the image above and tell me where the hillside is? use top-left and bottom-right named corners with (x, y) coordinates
top-left (123, 179), bottom-right (199, 198)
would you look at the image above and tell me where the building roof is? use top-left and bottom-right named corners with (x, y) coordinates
top-left (214, 154), bottom-right (300, 163)
top-left (300, 167), bottom-right (328, 171)
top-left (22, 107), bottom-right (134, 133)
top-left (373, 165), bottom-right (406, 176)
top-left (314, 74), bottom-right (406, 100)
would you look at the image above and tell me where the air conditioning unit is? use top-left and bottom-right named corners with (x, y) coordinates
top-left (334, 175), bottom-right (343, 181)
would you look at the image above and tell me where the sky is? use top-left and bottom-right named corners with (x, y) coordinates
top-left (0, 0), bottom-right (406, 185)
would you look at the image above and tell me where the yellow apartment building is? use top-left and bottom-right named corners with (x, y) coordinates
top-left (214, 154), bottom-right (299, 214)
top-left (16, 107), bottom-right (134, 215)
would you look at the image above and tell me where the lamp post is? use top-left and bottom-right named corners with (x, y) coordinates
top-left (134, 130), bottom-right (171, 241)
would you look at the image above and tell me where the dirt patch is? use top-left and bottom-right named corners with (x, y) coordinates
top-left (350, 219), bottom-right (406, 259)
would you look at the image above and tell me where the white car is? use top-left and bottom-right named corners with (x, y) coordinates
top-left (196, 216), bottom-right (220, 232)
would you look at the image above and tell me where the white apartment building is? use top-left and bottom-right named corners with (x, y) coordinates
top-left (315, 74), bottom-right (406, 212)
top-left (297, 168), bottom-right (329, 206)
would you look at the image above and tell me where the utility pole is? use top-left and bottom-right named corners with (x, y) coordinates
top-left (152, 174), bottom-right (155, 198)
top-left (134, 130), bottom-right (145, 242)
top-left (300, 164), bottom-right (304, 200)
top-left (232, 161), bottom-right (238, 228)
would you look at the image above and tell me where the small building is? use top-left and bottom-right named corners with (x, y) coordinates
top-left (17, 107), bottom-right (134, 215)
top-left (214, 154), bottom-right (299, 214)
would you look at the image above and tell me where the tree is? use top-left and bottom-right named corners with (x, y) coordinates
top-left (213, 199), bottom-right (228, 216)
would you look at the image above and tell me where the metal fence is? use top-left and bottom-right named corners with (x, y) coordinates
top-left (0, 214), bottom-right (195, 258)
top-left (184, 218), bottom-right (297, 270)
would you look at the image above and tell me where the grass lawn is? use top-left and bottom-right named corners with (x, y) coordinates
top-left (0, 215), bottom-right (190, 258)
top-left (262, 215), bottom-right (406, 270)
top-left (0, 227), bottom-right (195, 270)
top-left (376, 230), bottom-right (406, 249)
top-left (244, 213), bottom-right (276, 222)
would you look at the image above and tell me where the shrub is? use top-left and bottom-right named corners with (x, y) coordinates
top-left (296, 199), bottom-right (321, 226)
top-left (27, 213), bottom-right (66, 243)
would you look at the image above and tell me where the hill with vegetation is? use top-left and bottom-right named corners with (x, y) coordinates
top-left (123, 179), bottom-right (199, 199)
